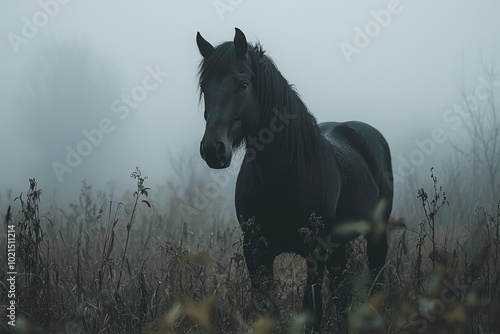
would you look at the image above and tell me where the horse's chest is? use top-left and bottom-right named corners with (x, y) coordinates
top-left (238, 180), bottom-right (326, 224)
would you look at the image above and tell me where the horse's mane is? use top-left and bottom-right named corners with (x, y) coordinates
top-left (198, 41), bottom-right (329, 178)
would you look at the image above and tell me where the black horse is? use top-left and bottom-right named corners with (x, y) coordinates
top-left (196, 28), bottom-right (393, 333)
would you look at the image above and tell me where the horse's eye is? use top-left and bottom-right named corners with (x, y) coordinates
top-left (240, 81), bottom-right (249, 91)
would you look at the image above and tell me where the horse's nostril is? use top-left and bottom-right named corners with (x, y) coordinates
top-left (215, 141), bottom-right (226, 160)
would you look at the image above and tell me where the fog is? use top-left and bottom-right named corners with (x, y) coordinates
top-left (1, 0), bottom-right (499, 215)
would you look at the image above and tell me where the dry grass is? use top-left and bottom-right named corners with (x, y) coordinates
top-left (1, 168), bottom-right (499, 334)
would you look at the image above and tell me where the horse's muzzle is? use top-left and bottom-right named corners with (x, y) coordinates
top-left (200, 140), bottom-right (232, 169)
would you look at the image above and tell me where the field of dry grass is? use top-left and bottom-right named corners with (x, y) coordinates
top-left (1, 167), bottom-right (499, 334)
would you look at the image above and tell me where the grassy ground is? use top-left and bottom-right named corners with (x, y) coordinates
top-left (1, 168), bottom-right (499, 333)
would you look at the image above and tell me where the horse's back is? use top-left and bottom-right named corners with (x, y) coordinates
top-left (319, 121), bottom-right (391, 172)
top-left (318, 121), bottom-right (393, 220)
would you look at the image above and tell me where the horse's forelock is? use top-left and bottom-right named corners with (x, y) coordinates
top-left (198, 42), bottom-right (236, 96)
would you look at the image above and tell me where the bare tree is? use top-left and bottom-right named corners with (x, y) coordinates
top-left (452, 63), bottom-right (500, 202)
top-left (16, 39), bottom-right (124, 178)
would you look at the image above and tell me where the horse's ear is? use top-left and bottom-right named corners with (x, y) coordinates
top-left (234, 27), bottom-right (247, 58)
top-left (196, 32), bottom-right (214, 58)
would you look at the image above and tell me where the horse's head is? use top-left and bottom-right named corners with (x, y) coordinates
top-left (196, 28), bottom-right (259, 169)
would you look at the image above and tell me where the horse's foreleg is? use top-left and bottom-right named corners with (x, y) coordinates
top-left (243, 238), bottom-right (277, 316)
top-left (326, 243), bottom-right (350, 328)
top-left (304, 249), bottom-right (326, 334)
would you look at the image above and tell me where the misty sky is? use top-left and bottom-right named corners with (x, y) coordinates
top-left (1, 1), bottom-right (499, 206)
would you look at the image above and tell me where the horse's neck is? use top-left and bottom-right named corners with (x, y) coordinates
top-left (247, 110), bottom-right (327, 182)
